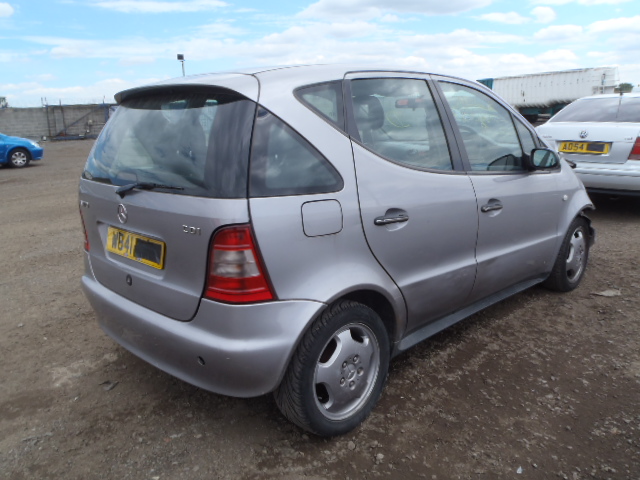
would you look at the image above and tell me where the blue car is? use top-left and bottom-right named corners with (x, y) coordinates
top-left (0, 133), bottom-right (44, 168)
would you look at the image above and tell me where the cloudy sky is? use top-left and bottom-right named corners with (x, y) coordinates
top-left (1, 0), bottom-right (639, 107)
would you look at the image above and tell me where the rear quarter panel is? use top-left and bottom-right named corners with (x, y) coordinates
top-left (249, 70), bottom-right (407, 343)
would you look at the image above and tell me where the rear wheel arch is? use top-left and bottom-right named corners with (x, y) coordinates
top-left (274, 298), bottom-right (391, 436)
top-left (341, 290), bottom-right (399, 348)
top-left (292, 289), bottom-right (400, 360)
top-left (274, 289), bottom-right (401, 395)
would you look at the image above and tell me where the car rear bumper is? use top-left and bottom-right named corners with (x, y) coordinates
top-left (575, 162), bottom-right (640, 194)
top-left (82, 261), bottom-right (324, 398)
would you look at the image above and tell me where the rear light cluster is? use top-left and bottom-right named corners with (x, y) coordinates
top-left (204, 225), bottom-right (275, 303)
top-left (629, 137), bottom-right (640, 161)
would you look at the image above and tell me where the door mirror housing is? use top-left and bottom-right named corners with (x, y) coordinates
top-left (528, 148), bottom-right (560, 170)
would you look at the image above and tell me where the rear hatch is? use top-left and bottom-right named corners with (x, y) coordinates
top-left (538, 122), bottom-right (640, 164)
top-left (79, 84), bottom-right (257, 320)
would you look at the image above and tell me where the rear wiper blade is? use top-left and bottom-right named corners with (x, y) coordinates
top-left (115, 182), bottom-right (184, 198)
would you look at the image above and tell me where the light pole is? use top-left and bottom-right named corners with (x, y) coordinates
top-left (177, 54), bottom-right (185, 77)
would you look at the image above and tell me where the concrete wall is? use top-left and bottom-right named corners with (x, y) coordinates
top-left (0, 104), bottom-right (114, 140)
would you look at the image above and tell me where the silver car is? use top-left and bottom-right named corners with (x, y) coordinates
top-left (80, 65), bottom-right (594, 436)
top-left (537, 93), bottom-right (640, 196)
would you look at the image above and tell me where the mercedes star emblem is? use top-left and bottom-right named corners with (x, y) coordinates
top-left (117, 204), bottom-right (128, 224)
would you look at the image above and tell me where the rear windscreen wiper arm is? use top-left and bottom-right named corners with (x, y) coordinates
top-left (115, 182), bottom-right (185, 198)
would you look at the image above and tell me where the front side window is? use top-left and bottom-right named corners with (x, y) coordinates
top-left (250, 108), bottom-right (343, 197)
top-left (514, 120), bottom-right (537, 157)
top-left (83, 89), bottom-right (255, 198)
top-left (349, 78), bottom-right (452, 171)
top-left (439, 82), bottom-right (524, 172)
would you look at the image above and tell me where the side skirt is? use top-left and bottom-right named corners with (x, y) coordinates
top-left (394, 276), bottom-right (547, 355)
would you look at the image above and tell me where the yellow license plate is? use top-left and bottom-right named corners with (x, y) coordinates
top-left (559, 141), bottom-right (610, 155)
top-left (106, 226), bottom-right (165, 269)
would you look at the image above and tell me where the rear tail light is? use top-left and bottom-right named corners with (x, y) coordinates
top-left (204, 225), bottom-right (275, 303)
top-left (79, 207), bottom-right (90, 251)
top-left (629, 137), bottom-right (640, 161)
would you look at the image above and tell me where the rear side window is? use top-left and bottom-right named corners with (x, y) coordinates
top-left (250, 108), bottom-right (343, 197)
top-left (296, 81), bottom-right (345, 130)
top-left (349, 78), bottom-right (452, 171)
top-left (83, 89), bottom-right (255, 198)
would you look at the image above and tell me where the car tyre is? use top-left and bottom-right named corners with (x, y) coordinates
top-left (9, 148), bottom-right (31, 168)
top-left (543, 217), bottom-right (590, 292)
top-left (274, 300), bottom-right (390, 437)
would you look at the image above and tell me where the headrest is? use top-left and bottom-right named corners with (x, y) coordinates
top-left (353, 95), bottom-right (385, 130)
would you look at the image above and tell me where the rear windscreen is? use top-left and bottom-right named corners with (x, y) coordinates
top-left (550, 96), bottom-right (640, 123)
top-left (83, 89), bottom-right (256, 198)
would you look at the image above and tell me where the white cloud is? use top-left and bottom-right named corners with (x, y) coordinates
top-left (534, 24), bottom-right (584, 42)
top-left (4, 78), bottom-right (156, 106)
top-left (195, 21), bottom-right (246, 37)
top-left (618, 64), bottom-right (640, 86)
top-left (531, 6), bottom-right (556, 23)
top-left (12, 7), bottom-right (640, 106)
top-left (490, 50), bottom-right (580, 76)
top-left (0, 51), bottom-right (17, 62)
top-left (535, 48), bottom-right (579, 62)
top-left (531, 0), bottom-right (631, 4)
top-left (476, 7), bottom-right (556, 26)
top-left (0, 81), bottom-right (42, 91)
top-left (0, 2), bottom-right (14, 17)
top-left (583, 16), bottom-right (640, 57)
top-left (28, 73), bottom-right (57, 81)
top-left (405, 28), bottom-right (525, 48)
top-left (25, 35), bottom-right (174, 62)
top-left (119, 56), bottom-right (156, 65)
top-left (379, 14), bottom-right (400, 22)
top-left (588, 15), bottom-right (640, 34)
top-left (298, 0), bottom-right (493, 20)
top-left (90, 0), bottom-right (227, 13)
top-left (394, 55), bottom-right (431, 70)
top-left (477, 12), bottom-right (529, 24)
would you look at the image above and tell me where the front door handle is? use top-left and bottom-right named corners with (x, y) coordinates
top-left (481, 202), bottom-right (503, 213)
top-left (374, 213), bottom-right (409, 226)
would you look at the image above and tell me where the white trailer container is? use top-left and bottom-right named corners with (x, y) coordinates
top-left (478, 67), bottom-right (619, 121)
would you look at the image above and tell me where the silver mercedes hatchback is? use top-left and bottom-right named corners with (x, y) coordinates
top-left (80, 65), bottom-right (594, 436)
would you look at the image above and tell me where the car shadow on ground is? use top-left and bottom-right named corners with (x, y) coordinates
top-left (588, 193), bottom-right (640, 218)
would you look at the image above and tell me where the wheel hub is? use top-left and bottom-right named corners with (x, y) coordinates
top-left (341, 356), bottom-right (363, 388)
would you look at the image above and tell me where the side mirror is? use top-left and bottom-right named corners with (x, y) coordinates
top-left (529, 148), bottom-right (559, 170)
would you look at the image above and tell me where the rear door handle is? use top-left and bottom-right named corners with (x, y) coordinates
top-left (481, 202), bottom-right (503, 213)
top-left (374, 213), bottom-right (409, 226)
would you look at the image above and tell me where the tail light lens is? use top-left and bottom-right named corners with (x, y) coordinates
top-left (204, 225), bottom-right (275, 303)
top-left (79, 207), bottom-right (90, 251)
top-left (629, 137), bottom-right (640, 161)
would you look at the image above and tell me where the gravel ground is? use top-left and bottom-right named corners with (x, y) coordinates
top-left (1, 140), bottom-right (639, 480)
